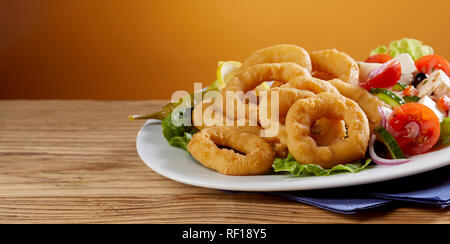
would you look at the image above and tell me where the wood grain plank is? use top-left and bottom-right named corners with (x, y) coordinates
top-left (0, 100), bottom-right (448, 224)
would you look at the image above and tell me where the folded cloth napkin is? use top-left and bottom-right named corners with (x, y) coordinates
top-left (270, 190), bottom-right (392, 214)
top-left (370, 165), bottom-right (450, 207)
top-left (269, 165), bottom-right (450, 214)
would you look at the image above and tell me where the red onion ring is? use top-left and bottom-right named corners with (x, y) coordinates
top-left (369, 135), bottom-right (411, 166)
top-left (367, 62), bottom-right (387, 80)
top-left (377, 106), bottom-right (393, 128)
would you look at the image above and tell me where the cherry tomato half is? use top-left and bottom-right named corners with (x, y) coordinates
top-left (386, 103), bottom-right (441, 156)
top-left (415, 54), bottom-right (450, 76)
top-left (361, 60), bottom-right (402, 90)
top-left (437, 95), bottom-right (450, 113)
top-left (402, 85), bottom-right (418, 97)
top-left (365, 54), bottom-right (393, 63)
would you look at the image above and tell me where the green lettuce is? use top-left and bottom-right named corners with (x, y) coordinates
top-left (370, 45), bottom-right (389, 56)
top-left (439, 117), bottom-right (450, 145)
top-left (273, 154), bottom-right (372, 177)
top-left (161, 111), bottom-right (199, 150)
top-left (370, 38), bottom-right (434, 61)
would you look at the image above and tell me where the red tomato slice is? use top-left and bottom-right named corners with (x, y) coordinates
top-left (365, 54), bottom-right (393, 63)
top-left (386, 103), bottom-right (441, 156)
top-left (402, 85), bottom-right (418, 97)
top-left (361, 60), bottom-right (402, 90)
top-left (437, 95), bottom-right (450, 113)
top-left (415, 54), bottom-right (450, 76)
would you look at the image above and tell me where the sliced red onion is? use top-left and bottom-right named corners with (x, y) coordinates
top-left (369, 135), bottom-right (411, 166)
top-left (377, 106), bottom-right (393, 128)
top-left (366, 59), bottom-right (402, 84)
top-left (367, 62), bottom-right (387, 80)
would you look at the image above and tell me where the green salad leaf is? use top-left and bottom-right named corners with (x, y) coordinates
top-left (370, 38), bottom-right (434, 61)
top-left (438, 117), bottom-right (450, 145)
top-left (161, 111), bottom-right (199, 150)
top-left (370, 45), bottom-right (389, 56)
top-left (273, 154), bottom-right (372, 177)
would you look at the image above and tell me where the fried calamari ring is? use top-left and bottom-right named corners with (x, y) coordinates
top-left (223, 62), bottom-right (311, 92)
top-left (192, 100), bottom-right (216, 130)
top-left (270, 81), bottom-right (285, 88)
top-left (222, 62), bottom-right (311, 121)
top-left (259, 87), bottom-right (346, 155)
top-left (192, 100), bottom-right (258, 131)
top-left (284, 76), bottom-right (340, 95)
top-left (242, 44), bottom-right (312, 72)
top-left (187, 127), bottom-right (275, 175)
top-left (260, 87), bottom-right (316, 124)
top-left (327, 78), bottom-right (391, 131)
top-left (310, 49), bottom-right (359, 85)
top-left (273, 80), bottom-right (344, 147)
top-left (310, 71), bottom-right (336, 81)
top-left (311, 118), bottom-right (347, 146)
top-left (259, 87), bottom-right (316, 157)
top-left (192, 100), bottom-right (284, 156)
top-left (286, 93), bottom-right (370, 168)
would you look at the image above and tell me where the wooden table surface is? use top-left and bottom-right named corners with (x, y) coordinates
top-left (0, 100), bottom-right (448, 224)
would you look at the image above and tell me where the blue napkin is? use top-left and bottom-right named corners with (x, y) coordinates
top-left (270, 190), bottom-right (392, 214)
top-left (269, 165), bottom-right (450, 214)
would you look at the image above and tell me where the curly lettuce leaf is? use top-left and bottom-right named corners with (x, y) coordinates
top-left (439, 117), bottom-right (450, 145)
top-left (273, 154), bottom-right (372, 177)
top-left (370, 45), bottom-right (389, 56)
top-left (161, 112), bottom-right (198, 150)
top-left (389, 38), bottom-right (434, 61)
top-left (370, 38), bottom-right (434, 61)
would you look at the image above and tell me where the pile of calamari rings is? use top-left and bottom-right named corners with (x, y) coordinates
top-left (188, 44), bottom-right (390, 175)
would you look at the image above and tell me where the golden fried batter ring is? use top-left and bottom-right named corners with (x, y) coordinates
top-left (192, 100), bottom-right (226, 130)
top-left (310, 49), bottom-right (359, 85)
top-left (311, 118), bottom-right (347, 146)
top-left (259, 87), bottom-right (316, 157)
top-left (284, 76), bottom-right (340, 95)
top-left (261, 87), bottom-right (316, 124)
top-left (192, 100), bottom-right (258, 131)
top-left (193, 98), bottom-right (286, 157)
top-left (188, 127), bottom-right (275, 175)
top-left (327, 78), bottom-right (391, 131)
top-left (222, 62), bottom-right (311, 121)
top-left (310, 71), bottom-right (336, 81)
top-left (276, 78), bottom-right (344, 147)
top-left (223, 62), bottom-right (311, 92)
top-left (242, 44), bottom-right (312, 72)
top-left (286, 93), bottom-right (370, 168)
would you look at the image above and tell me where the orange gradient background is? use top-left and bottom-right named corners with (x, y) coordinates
top-left (1, 0), bottom-right (450, 100)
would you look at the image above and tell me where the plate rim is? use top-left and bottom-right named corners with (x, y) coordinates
top-left (136, 121), bottom-right (450, 192)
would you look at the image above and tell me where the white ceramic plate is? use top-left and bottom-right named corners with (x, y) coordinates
top-left (137, 120), bottom-right (450, 191)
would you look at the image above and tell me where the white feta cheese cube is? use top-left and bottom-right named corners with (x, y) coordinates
top-left (393, 54), bottom-right (417, 85)
top-left (393, 53), bottom-right (418, 75)
top-left (418, 96), bottom-right (446, 121)
top-left (416, 70), bottom-right (450, 100)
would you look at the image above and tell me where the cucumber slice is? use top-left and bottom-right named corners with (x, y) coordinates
top-left (403, 96), bottom-right (420, 103)
top-left (370, 88), bottom-right (406, 107)
top-left (373, 126), bottom-right (406, 159)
